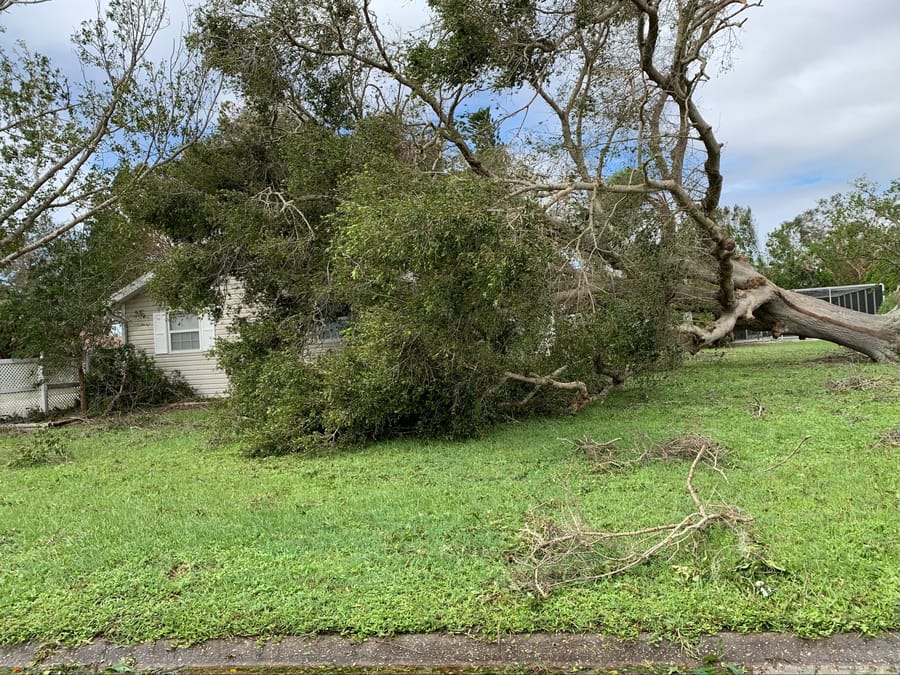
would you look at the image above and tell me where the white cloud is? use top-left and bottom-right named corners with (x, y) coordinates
top-left (701, 0), bottom-right (900, 239)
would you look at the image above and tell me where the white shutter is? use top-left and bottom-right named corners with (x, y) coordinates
top-left (199, 315), bottom-right (216, 351)
top-left (153, 312), bottom-right (169, 354)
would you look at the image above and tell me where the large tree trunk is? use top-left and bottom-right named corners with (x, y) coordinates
top-left (682, 260), bottom-right (900, 363)
top-left (750, 289), bottom-right (900, 363)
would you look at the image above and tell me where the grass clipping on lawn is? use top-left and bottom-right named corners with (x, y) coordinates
top-left (515, 435), bottom-right (753, 598)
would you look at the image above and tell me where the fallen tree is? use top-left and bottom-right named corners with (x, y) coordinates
top-left (131, 0), bottom-right (899, 453)
top-left (685, 259), bottom-right (900, 363)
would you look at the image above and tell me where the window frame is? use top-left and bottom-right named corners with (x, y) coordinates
top-left (167, 313), bottom-right (201, 352)
top-left (152, 311), bottom-right (215, 355)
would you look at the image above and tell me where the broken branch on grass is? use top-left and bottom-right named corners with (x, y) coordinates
top-left (498, 367), bottom-right (620, 410)
top-left (764, 435), bottom-right (811, 472)
top-left (516, 441), bottom-right (751, 598)
top-left (750, 396), bottom-right (767, 418)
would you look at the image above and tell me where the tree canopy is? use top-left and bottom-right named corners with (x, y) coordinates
top-left (765, 178), bottom-right (900, 293)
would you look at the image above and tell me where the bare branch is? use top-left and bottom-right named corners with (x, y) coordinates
top-left (0, 0), bottom-right (221, 265)
top-left (0, 0), bottom-right (52, 9)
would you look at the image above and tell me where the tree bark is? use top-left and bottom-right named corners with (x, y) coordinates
top-left (79, 361), bottom-right (88, 413)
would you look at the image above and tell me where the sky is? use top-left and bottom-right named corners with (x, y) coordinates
top-left (2, 0), bottom-right (898, 243)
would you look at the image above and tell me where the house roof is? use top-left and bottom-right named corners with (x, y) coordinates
top-left (109, 272), bottom-right (154, 305)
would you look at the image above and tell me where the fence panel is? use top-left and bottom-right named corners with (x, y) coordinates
top-left (0, 358), bottom-right (79, 419)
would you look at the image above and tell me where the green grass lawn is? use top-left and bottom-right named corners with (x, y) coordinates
top-left (0, 340), bottom-right (897, 646)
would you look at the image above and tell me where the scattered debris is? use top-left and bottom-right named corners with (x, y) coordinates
top-left (572, 433), bottom-right (727, 474)
top-left (826, 374), bottom-right (881, 392)
top-left (876, 429), bottom-right (900, 448)
top-left (5, 429), bottom-right (71, 468)
top-left (810, 350), bottom-right (870, 365)
top-left (515, 442), bottom-right (751, 598)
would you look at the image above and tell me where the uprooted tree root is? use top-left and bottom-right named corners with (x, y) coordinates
top-left (572, 433), bottom-right (728, 474)
top-left (514, 441), bottom-right (752, 598)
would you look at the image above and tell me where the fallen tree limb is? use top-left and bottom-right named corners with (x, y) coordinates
top-left (765, 435), bottom-right (811, 472)
top-left (498, 366), bottom-right (624, 411)
top-left (515, 440), bottom-right (752, 598)
top-left (0, 416), bottom-right (89, 431)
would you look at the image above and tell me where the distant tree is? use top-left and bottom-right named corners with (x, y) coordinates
top-left (764, 211), bottom-right (829, 290)
top-left (0, 0), bottom-right (219, 266)
top-left (766, 178), bottom-right (900, 291)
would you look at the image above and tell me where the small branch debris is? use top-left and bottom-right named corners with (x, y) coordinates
top-left (764, 435), bottom-right (811, 473)
top-left (573, 433), bottom-right (727, 474)
top-left (876, 429), bottom-right (900, 448)
top-left (749, 396), bottom-right (767, 419)
top-left (826, 374), bottom-right (880, 393)
top-left (515, 440), bottom-right (751, 598)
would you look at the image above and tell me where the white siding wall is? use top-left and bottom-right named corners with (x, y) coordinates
top-left (119, 282), bottom-right (244, 398)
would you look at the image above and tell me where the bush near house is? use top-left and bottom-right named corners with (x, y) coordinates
top-left (86, 344), bottom-right (196, 413)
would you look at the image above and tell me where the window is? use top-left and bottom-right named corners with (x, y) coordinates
top-left (152, 312), bottom-right (215, 355)
top-left (168, 313), bottom-right (200, 351)
top-left (322, 315), bottom-right (350, 342)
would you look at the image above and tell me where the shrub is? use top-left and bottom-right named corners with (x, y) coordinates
top-left (86, 344), bottom-right (196, 414)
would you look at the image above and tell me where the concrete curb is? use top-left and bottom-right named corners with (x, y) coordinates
top-left (2, 632), bottom-right (900, 673)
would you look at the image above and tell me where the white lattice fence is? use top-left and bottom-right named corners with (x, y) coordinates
top-left (0, 358), bottom-right (79, 419)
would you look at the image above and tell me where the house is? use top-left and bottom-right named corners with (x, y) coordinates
top-left (109, 273), bottom-right (244, 398)
top-left (109, 274), bottom-right (343, 398)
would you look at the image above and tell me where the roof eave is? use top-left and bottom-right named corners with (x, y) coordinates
top-left (109, 271), bottom-right (155, 305)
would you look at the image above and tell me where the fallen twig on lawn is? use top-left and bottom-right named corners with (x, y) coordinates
top-left (764, 435), bottom-right (811, 472)
top-left (515, 440), bottom-right (752, 598)
top-left (572, 433), bottom-right (727, 474)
